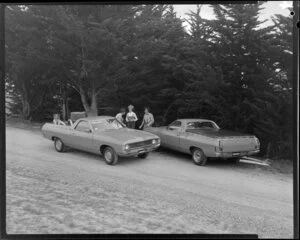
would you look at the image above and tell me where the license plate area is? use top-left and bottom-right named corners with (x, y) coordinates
top-left (232, 152), bottom-right (240, 156)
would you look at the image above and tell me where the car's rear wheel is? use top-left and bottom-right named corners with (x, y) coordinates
top-left (103, 147), bottom-right (118, 165)
top-left (192, 148), bottom-right (207, 166)
top-left (138, 152), bottom-right (149, 159)
top-left (54, 138), bottom-right (65, 152)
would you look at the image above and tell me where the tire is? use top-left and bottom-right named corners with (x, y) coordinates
top-left (227, 157), bottom-right (240, 163)
top-left (138, 152), bottom-right (149, 159)
top-left (103, 147), bottom-right (118, 165)
top-left (54, 138), bottom-right (65, 152)
top-left (192, 148), bottom-right (207, 166)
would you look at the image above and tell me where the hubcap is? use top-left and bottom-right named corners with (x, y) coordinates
top-left (56, 140), bottom-right (62, 150)
top-left (105, 150), bottom-right (112, 161)
top-left (194, 150), bottom-right (202, 162)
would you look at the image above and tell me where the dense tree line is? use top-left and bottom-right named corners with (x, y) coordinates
top-left (5, 4), bottom-right (293, 159)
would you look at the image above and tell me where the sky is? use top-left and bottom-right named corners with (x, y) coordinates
top-left (173, 1), bottom-right (293, 30)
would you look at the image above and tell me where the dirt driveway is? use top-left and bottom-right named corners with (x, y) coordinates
top-left (5, 126), bottom-right (294, 237)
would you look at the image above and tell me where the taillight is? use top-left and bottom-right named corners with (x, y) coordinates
top-left (254, 138), bottom-right (260, 149)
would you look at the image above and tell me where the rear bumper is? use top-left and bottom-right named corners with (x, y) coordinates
top-left (118, 144), bottom-right (160, 157)
top-left (214, 149), bottom-right (260, 158)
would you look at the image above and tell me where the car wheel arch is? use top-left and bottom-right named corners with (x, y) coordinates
top-left (190, 146), bottom-right (209, 155)
top-left (100, 145), bottom-right (110, 154)
top-left (190, 146), bottom-right (201, 154)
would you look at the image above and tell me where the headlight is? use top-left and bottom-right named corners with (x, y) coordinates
top-left (124, 144), bottom-right (130, 150)
top-left (152, 139), bottom-right (159, 144)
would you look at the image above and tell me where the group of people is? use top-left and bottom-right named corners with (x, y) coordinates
top-left (52, 105), bottom-right (155, 130)
top-left (115, 105), bottom-right (154, 130)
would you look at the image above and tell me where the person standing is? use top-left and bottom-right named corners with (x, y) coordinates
top-left (139, 107), bottom-right (154, 130)
top-left (126, 105), bottom-right (138, 129)
top-left (53, 114), bottom-right (65, 126)
top-left (115, 108), bottom-right (126, 124)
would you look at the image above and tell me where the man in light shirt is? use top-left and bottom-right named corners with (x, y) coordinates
top-left (139, 107), bottom-right (154, 130)
top-left (126, 105), bottom-right (138, 129)
top-left (115, 108), bottom-right (126, 124)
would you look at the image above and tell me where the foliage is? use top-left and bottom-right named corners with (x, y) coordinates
top-left (5, 4), bottom-right (294, 159)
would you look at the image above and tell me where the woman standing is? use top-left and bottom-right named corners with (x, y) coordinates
top-left (139, 107), bottom-right (154, 130)
top-left (126, 105), bottom-right (138, 129)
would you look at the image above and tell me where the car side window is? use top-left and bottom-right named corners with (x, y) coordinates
top-left (75, 121), bottom-right (91, 132)
top-left (186, 121), bottom-right (218, 129)
top-left (168, 121), bottom-right (182, 130)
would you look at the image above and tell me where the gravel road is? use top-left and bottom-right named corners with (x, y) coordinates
top-left (5, 126), bottom-right (294, 237)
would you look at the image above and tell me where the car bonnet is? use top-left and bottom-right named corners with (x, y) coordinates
top-left (94, 128), bottom-right (159, 143)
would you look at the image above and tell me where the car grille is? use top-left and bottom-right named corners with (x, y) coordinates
top-left (129, 140), bottom-right (153, 149)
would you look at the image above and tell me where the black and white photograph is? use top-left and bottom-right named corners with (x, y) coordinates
top-left (1, 1), bottom-right (298, 238)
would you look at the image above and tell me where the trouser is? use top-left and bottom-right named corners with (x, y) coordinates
top-left (127, 121), bottom-right (136, 129)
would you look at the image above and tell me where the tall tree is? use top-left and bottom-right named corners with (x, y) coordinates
top-left (47, 5), bottom-right (137, 116)
top-left (115, 4), bottom-right (189, 124)
top-left (5, 6), bottom-right (57, 119)
top-left (206, 2), bottom-right (292, 157)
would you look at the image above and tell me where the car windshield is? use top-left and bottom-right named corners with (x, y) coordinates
top-left (186, 121), bottom-right (219, 130)
top-left (91, 118), bottom-right (126, 131)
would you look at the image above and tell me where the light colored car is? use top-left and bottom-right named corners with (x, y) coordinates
top-left (41, 116), bottom-right (160, 165)
top-left (144, 119), bottom-right (260, 166)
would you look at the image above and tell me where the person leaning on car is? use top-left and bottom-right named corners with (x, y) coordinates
top-left (139, 107), bottom-right (154, 130)
top-left (115, 108), bottom-right (126, 124)
top-left (126, 105), bottom-right (138, 129)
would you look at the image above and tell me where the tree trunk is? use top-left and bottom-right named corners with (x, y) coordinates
top-left (79, 90), bottom-right (91, 112)
top-left (62, 101), bottom-right (66, 121)
top-left (79, 88), bottom-right (98, 117)
top-left (88, 92), bottom-right (98, 116)
top-left (21, 98), bottom-right (31, 120)
top-left (20, 81), bottom-right (31, 120)
top-left (266, 142), bottom-right (272, 159)
top-left (163, 102), bottom-right (173, 124)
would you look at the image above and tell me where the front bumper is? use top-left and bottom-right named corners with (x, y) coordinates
top-left (118, 144), bottom-right (160, 157)
top-left (214, 149), bottom-right (260, 158)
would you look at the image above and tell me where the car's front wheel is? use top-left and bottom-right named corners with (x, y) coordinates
top-left (103, 147), bottom-right (118, 165)
top-left (138, 152), bottom-right (149, 159)
top-left (192, 148), bottom-right (207, 166)
top-left (54, 138), bottom-right (65, 152)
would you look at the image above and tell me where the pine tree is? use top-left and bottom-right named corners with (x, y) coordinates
top-left (5, 6), bottom-right (57, 120)
top-left (208, 3), bottom-right (292, 157)
top-left (47, 5), bottom-right (138, 116)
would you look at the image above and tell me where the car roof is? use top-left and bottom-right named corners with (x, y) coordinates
top-left (78, 116), bottom-right (114, 121)
top-left (177, 119), bottom-right (213, 122)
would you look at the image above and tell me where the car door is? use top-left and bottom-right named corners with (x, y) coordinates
top-left (163, 120), bottom-right (182, 150)
top-left (70, 120), bottom-right (94, 152)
